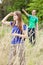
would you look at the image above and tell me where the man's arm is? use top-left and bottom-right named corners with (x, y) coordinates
top-left (35, 21), bottom-right (39, 38)
top-left (36, 22), bottom-right (38, 31)
top-left (22, 9), bottom-right (29, 16)
top-left (36, 22), bottom-right (38, 33)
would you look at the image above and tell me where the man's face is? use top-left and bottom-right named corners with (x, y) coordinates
top-left (32, 10), bottom-right (36, 15)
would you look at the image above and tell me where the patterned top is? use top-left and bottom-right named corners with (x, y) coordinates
top-left (10, 22), bottom-right (27, 44)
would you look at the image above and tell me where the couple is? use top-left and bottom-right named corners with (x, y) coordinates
top-left (2, 9), bottom-right (38, 65)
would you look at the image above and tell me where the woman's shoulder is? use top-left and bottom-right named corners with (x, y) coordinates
top-left (22, 22), bottom-right (27, 30)
top-left (10, 21), bottom-right (16, 27)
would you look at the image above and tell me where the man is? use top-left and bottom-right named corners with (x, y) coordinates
top-left (22, 9), bottom-right (38, 44)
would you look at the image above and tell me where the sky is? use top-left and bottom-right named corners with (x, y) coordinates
top-left (0, 0), bottom-right (2, 3)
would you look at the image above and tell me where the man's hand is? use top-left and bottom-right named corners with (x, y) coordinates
top-left (22, 9), bottom-right (29, 16)
top-left (22, 9), bottom-right (25, 12)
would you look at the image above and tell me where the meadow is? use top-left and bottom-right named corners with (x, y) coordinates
top-left (0, 26), bottom-right (43, 65)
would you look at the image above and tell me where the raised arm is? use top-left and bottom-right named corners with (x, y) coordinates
top-left (22, 9), bottom-right (29, 16)
top-left (2, 12), bottom-right (13, 26)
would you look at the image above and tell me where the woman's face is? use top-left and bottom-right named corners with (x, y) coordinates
top-left (13, 12), bottom-right (18, 21)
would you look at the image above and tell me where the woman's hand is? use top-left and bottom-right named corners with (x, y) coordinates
top-left (2, 12), bottom-right (14, 26)
top-left (12, 33), bottom-right (27, 38)
top-left (8, 12), bottom-right (14, 16)
top-left (2, 12), bottom-right (14, 22)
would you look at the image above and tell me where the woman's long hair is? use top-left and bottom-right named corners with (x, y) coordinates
top-left (14, 11), bottom-right (22, 31)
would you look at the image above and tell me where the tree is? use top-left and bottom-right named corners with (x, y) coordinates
top-left (26, 0), bottom-right (43, 24)
top-left (0, 0), bottom-right (30, 20)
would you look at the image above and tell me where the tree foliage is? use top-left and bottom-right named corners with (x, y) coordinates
top-left (26, 0), bottom-right (43, 24)
top-left (0, 0), bottom-right (43, 25)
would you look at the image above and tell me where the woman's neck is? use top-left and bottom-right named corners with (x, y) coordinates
top-left (15, 20), bottom-right (19, 26)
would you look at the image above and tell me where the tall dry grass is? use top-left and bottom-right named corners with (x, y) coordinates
top-left (0, 26), bottom-right (43, 65)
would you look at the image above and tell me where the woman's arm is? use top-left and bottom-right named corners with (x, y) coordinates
top-left (22, 9), bottom-right (29, 16)
top-left (12, 33), bottom-right (27, 38)
top-left (12, 25), bottom-right (28, 38)
top-left (2, 12), bottom-right (13, 26)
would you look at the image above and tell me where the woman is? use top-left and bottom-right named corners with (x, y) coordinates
top-left (2, 11), bottom-right (27, 65)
